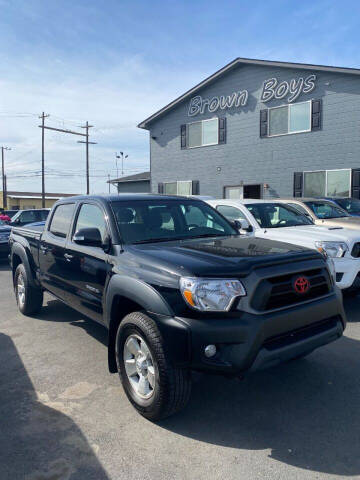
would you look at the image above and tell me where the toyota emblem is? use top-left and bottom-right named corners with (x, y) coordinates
top-left (293, 276), bottom-right (310, 294)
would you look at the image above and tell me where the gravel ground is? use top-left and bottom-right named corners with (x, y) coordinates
top-left (1, 260), bottom-right (360, 480)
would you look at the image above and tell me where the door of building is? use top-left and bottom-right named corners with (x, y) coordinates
top-left (243, 184), bottom-right (262, 199)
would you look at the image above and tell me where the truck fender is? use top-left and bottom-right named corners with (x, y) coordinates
top-left (105, 275), bottom-right (191, 373)
top-left (11, 243), bottom-right (39, 288)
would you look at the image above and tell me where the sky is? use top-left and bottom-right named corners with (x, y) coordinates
top-left (0, 0), bottom-right (359, 194)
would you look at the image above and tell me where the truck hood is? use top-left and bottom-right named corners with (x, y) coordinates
top-left (315, 216), bottom-right (360, 230)
top-left (126, 235), bottom-right (320, 277)
top-left (258, 224), bottom-right (360, 246)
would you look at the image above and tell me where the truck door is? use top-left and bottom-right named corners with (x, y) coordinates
top-left (39, 202), bottom-right (76, 301)
top-left (63, 202), bottom-right (110, 324)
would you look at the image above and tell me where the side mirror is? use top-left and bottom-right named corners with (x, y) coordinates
top-left (73, 228), bottom-right (103, 248)
top-left (232, 218), bottom-right (253, 232)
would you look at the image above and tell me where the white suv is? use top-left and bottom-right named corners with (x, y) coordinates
top-left (207, 199), bottom-right (360, 291)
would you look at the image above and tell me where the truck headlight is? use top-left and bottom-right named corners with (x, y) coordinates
top-left (315, 241), bottom-right (348, 258)
top-left (180, 277), bottom-right (246, 312)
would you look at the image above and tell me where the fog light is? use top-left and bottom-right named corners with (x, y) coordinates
top-left (204, 344), bottom-right (217, 358)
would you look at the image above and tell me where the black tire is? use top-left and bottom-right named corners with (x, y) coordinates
top-left (14, 264), bottom-right (43, 315)
top-left (116, 311), bottom-right (191, 421)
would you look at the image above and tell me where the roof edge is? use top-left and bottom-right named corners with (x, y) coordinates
top-left (138, 57), bottom-right (360, 129)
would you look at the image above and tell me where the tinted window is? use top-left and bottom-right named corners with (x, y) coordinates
top-left (335, 198), bottom-right (360, 214)
top-left (18, 210), bottom-right (38, 224)
top-left (111, 199), bottom-right (236, 244)
top-left (39, 210), bottom-right (50, 221)
top-left (49, 204), bottom-right (75, 238)
top-left (246, 203), bottom-right (313, 229)
top-left (305, 201), bottom-right (349, 219)
top-left (286, 203), bottom-right (311, 217)
top-left (217, 205), bottom-right (247, 221)
top-left (74, 204), bottom-right (107, 241)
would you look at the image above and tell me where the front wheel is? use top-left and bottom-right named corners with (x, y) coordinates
top-left (116, 311), bottom-right (191, 421)
top-left (14, 264), bottom-right (43, 315)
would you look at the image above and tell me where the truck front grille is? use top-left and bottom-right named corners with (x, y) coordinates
top-left (251, 268), bottom-right (331, 311)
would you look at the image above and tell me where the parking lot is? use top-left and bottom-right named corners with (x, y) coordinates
top-left (1, 260), bottom-right (360, 480)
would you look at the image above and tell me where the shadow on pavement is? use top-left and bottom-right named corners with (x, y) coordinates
top-left (0, 333), bottom-right (109, 480)
top-left (160, 334), bottom-right (360, 476)
top-left (343, 294), bottom-right (360, 322)
top-left (36, 299), bottom-right (108, 346)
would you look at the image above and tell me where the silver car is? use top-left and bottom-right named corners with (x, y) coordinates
top-left (275, 198), bottom-right (360, 230)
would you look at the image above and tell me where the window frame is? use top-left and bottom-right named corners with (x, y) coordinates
top-left (163, 180), bottom-right (193, 196)
top-left (303, 168), bottom-right (352, 198)
top-left (267, 100), bottom-right (312, 138)
top-left (187, 117), bottom-right (219, 149)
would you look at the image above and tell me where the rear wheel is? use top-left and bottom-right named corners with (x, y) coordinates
top-left (14, 264), bottom-right (43, 315)
top-left (116, 311), bottom-right (191, 421)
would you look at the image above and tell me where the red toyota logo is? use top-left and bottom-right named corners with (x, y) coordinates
top-left (293, 276), bottom-right (310, 294)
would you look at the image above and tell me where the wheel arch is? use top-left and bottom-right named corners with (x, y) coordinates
top-left (11, 243), bottom-right (38, 288)
top-left (105, 276), bottom-right (190, 373)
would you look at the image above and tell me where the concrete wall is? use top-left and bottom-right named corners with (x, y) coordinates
top-left (147, 64), bottom-right (360, 198)
top-left (117, 180), bottom-right (150, 194)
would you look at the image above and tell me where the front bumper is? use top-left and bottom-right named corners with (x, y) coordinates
top-left (333, 256), bottom-right (360, 289)
top-left (0, 242), bottom-right (10, 258)
top-left (161, 288), bottom-right (345, 375)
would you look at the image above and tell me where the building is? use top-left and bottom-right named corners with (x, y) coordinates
top-left (0, 191), bottom-right (77, 210)
top-left (108, 172), bottom-right (151, 194)
top-left (139, 58), bottom-right (360, 199)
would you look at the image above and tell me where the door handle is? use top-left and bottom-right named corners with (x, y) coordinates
top-left (64, 253), bottom-right (74, 261)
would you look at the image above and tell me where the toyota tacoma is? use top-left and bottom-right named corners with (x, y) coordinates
top-left (9, 194), bottom-right (346, 420)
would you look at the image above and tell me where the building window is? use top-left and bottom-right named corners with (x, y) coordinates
top-left (187, 118), bottom-right (219, 148)
top-left (268, 101), bottom-right (311, 137)
top-left (303, 169), bottom-right (351, 197)
top-left (164, 181), bottom-right (192, 195)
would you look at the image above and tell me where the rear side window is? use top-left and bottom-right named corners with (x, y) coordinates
top-left (49, 204), bottom-right (75, 238)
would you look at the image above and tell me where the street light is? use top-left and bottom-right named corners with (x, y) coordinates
top-left (115, 152), bottom-right (128, 176)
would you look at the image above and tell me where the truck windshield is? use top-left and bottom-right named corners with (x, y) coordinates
top-left (246, 203), bottom-right (313, 229)
top-left (304, 201), bottom-right (349, 219)
top-left (333, 198), bottom-right (360, 215)
top-left (111, 199), bottom-right (237, 244)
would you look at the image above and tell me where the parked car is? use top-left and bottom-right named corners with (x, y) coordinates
top-left (275, 198), bottom-right (360, 230)
top-left (207, 199), bottom-right (360, 291)
top-left (322, 197), bottom-right (360, 217)
top-left (0, 220), bottom-right (11, 259)
top-left (0, 210), bottom-right (49, 259)
top-left (4, 210), bottom-right (18, 219)
top-left (9, 194), bottom-right (345, 420)
top-left (9, 208), bottom-right (50, 227)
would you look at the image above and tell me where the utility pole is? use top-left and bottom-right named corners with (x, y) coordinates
top-left (39, 116), bottom-right (96, 196)
top-left (39, 113), bottom-right (49, 207)
top-left (1, 146), bottom-right (11, 209)
top-left (78, 122), bottom-right (96, 195)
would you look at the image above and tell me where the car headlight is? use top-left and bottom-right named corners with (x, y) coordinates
top-left (315, 241), bottom-right (348, 258)
top-left (180, 277), bottom-right (246, 312)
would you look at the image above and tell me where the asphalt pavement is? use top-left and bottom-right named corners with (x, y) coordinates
top-left (1, 259), bottom-right (360, 480)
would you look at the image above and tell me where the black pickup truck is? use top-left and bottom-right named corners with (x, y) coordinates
top-left (9, 194), bottom-right (346, 420)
